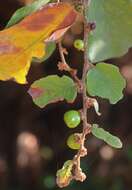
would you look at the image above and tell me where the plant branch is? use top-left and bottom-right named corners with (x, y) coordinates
top-left (58, 41), bottom-right (82, 91)
top-left (72, 0), bottom-right (92, 182)
top-left (82, 0), bottom-right (91, 128)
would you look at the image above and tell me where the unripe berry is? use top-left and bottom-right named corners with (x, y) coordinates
top-left (64, 110), bottom-right (81, 128)
top-left (74, 39), bottom-right (84, 51)
top-left (67, 134), bottom-right (81, 150)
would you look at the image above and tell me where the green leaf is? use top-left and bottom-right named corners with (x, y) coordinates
top-left (28, 75), bottom-right (77, 108)
top-left (57, 160), bottom-right (73, 178)
top-left (6, 0), bottom-right (50, 28)
top-left (33, 42), bottom-right (56, 62)
top-left (56, 160), bottom-right (73, 188)
top-left (86, 63), bottom-right (126, 104)
top-left (87, 0), bottom-right (132, 62)
top-left (91, 124), bottom-right (123, 149)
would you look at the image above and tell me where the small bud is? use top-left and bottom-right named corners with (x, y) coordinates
top-left (93, 99), bottom-right (101, 116)
top-left (85, 98), bottom-right (101, 116)
top-left (89, 22), bottom-right (96, 31)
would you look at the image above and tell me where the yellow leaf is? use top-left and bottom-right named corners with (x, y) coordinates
top-left (0, 3), bottom-right (77, 84)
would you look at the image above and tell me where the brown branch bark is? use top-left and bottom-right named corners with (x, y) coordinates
top-left (72, 0), bottom-right (92, 181)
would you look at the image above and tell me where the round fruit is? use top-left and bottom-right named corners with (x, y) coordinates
top-left (67, 134), bottom-right (81, 150)
top-left (74, 39), bottom-right (84, 51)
top-left (64, 110), bottom-right (81, 128)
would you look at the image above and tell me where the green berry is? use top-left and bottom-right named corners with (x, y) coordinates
top-left (67, 134), bottom-right (81, 150)
top-left (74, 39), bottom-right (84, 51)
top-left (64, 110), bottom-right (81, 128)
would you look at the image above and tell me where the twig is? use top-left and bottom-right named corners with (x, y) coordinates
top-left (72, 0), bottom-right (92, 182)
top-left (58, 41), bottom-right (83, 91)
top-left (82, 0), bottom-right (91, 129)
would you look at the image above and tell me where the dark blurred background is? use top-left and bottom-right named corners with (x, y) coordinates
top-left (0, 0), bottom-right (132, 190)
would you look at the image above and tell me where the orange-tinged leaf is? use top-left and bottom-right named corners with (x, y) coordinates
top-left (0, 3), bottom-right (77, 84)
